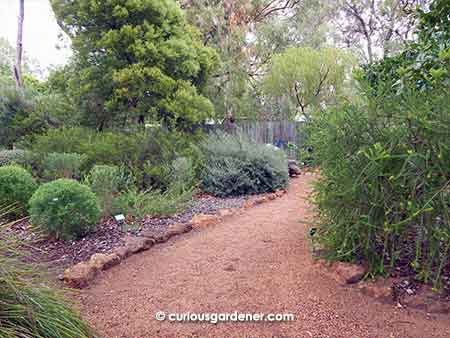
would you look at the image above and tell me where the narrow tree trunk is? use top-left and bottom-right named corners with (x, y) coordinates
top-left (13, 0), bottom-right (24, 88)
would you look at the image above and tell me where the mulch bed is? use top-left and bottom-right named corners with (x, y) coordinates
top-left (8, 194), bottom-right (250, 275)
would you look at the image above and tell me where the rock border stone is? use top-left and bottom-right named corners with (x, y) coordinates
top-left (63, 189), bottom-right (287, 288)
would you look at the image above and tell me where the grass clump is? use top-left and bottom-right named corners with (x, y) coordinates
top-left (0, 211), bottom-right (94, 338)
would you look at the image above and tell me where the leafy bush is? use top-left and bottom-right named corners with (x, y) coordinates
top-left (25, 127), bottom-right (203, 190)
top-left (0, 212), bottom-right (93, 338)
top-left (201, 132), bottom-right (288, 197)
top-left (112, 157), bottom-right (197, 218)
top-left (308, 0), bottom-right (450, 288)
top-left (43, 152), bottom-right (86, 180)
top-left (29, 179), bottom-right (100, 241)
top-left (0, 165), bottom-right (37, 215)
top-left (112, 186), bottom-right (194, 219)
top-left (0, 85), bottom-right (48, 148)
top-left (309, 89), bottom-right (450, 286)
top-left (0, 149), bottom-right (28, 166)
top-left (85, 165), bottom-right (133, 216)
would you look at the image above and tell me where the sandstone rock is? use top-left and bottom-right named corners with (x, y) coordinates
top-left (288, 160), bottom-right (302, 177)
top-left (63, 262), bottom-right (97, 289)
top-left (254, 196), bottom-right (268, 205)
top-left (358, 279), bottom-right (393, 302)
top-left (332, 262), bottom-right (367, 285)
top-left (167, 223), bottom-right (192, 237)
top-left (125, 236), bottom-right (155, 254)
top-left (141, 229), bottom-right (170, 243)
top-left (89, 253), bottom-right (121, 271)
top-left (275, 190), bottom-right (285, 197)
top-left (218, 208), bottom-right (236, 218)
top-left (114, 246), bottom-right (131, 259)
top-left (267, 193), bottom-right (277, 200)
top-left (243, 199), bottom-right (256, 209)
top-left (191, 214), bottom-right (220, 228)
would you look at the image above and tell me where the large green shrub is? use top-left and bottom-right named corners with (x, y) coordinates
top-left (0, 165), bottom-right (37, 215)
top-left (29, 179), bottom-right (100, 241)
top-left (309, 89), bottom-right (450, 286)
top-left (308, 0), bottom-right (450, 288)
top-left (43, 152), bottom-right (86, 180)
top-left (201, 132), bottom-right (288, 197)
top-left (0, 212), bottom-right (93, 338)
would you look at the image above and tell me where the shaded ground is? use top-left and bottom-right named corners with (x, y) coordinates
top-left (78, 174), bottom-right (450, 338)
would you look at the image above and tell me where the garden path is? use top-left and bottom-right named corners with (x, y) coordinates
top-left (78, 175), bottom-right (450, 338)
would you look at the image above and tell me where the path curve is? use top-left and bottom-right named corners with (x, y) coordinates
top-left (79, 175), bottom-right (450, 338)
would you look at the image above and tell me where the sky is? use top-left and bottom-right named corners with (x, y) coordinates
top-left (0, 0), bottom-right (71, 72)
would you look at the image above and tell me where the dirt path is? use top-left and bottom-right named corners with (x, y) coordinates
top-left (79, 175), bottom-right (450, 338)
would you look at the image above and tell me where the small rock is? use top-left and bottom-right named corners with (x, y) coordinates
top-left (125, 236), bottom-right (155, 254)
top-left (254, 196), bottom-right (268, 205)
top-left (267, 193), bottom-right (277, 200)
top-left (333, 262), bottom-right (367, 284)
top-left (141, 229), bottom-right (169, 243)
top-left (243, 200), bottom-right (256, 209)
top-left (288, 160), bottom-right (302, 177)
top-left (275, 190), bottom-right (285, 197)
top-left (190, 214), bottom-right (220, 228)
top-left (167, 223), bottom-right (192, 237)
top-left (114, 246), bottom-right (130, 259)
top-left (218, 208), bottom-right (236, 218)
top-left (358, 279), bottom-right (394, 302)
top-left (89, 253), bottom-right (120, 271)
top-left (63, 262), bottom-right (97, 289)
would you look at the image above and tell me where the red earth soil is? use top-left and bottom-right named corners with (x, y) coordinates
top-left (78, 174), bottom-right (450, 338)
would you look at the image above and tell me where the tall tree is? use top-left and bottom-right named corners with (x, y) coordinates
top-left (263, 47), bottom-right (355, 119)
top-left (50, 0), bottom-right (218, 131)
top-left (13, 0), bottom-right (24, 88)
top-left (333, 0), bottom-right (429, 63)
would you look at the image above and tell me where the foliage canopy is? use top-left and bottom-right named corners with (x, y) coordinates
top-left (50, 0), bottom-right (218, 131)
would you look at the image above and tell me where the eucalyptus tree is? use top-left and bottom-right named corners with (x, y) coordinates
top-left (263, 47), bottom-right (355, 119)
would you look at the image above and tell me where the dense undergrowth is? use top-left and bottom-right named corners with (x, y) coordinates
top-left (309, 0), bottom-right (450, 288)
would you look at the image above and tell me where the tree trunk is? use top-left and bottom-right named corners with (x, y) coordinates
top-left (13, 0), bottom-right (24, 88)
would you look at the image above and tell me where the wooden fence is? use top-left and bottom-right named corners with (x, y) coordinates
top-left (205, 120), bottom-right (305, 159)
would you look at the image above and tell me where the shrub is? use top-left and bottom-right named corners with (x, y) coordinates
top-left (24, 127), bottom-right (203, 190)
top-left (0, 212), bottom-right (93, 338)
top-left (309, 89), bottom-right (450, 286)
top-left (112, 186), bottom-right (194, 219)
top-left (43, 152), bottom-right (86, 180)
top-left (85, 165), bottom-right (133, 216)
top-left (0, 165), bottom-right (37, 215)
top-left (201, 132), bottom-right (288, 197)
top-left (111, 155), bottom-right (196, 218)
top-left (0, 149), bottom-right (27, 166)
top-left (29, 179), bottom-right (100, 241)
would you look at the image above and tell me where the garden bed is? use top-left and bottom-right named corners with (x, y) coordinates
top-left (7, 193), bottom-right (251, 275)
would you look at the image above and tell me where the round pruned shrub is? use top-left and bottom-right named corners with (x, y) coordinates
top-left (29, 179), bottom-right (100, 241)
top-left (201, 132), bottom-right (288, 197)
top-left (0, 165), bottom-right (37, 215)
